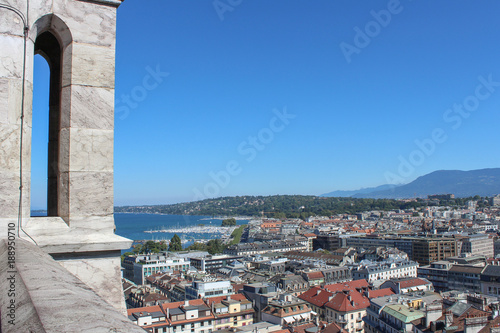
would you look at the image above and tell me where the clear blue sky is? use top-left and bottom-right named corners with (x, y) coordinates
top-left (31, 1), bottom-right (500, 208)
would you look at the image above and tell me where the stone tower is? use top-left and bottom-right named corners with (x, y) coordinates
top-left (0, 0), bottom-right (131, 312)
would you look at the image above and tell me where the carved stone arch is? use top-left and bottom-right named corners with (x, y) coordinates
top-left (30, 14), bottom-right (73, 49)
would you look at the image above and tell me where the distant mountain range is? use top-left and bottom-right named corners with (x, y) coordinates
top-left (321, 168), bottom-right (500, 199)
top-left (320, 184), bottom-right (396, 198)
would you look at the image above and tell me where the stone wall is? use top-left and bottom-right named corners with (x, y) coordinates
top-left (0, 0), bottom-right (132, 313)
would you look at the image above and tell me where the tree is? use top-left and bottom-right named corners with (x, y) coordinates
top-left (221, 218), bottom-right (236, 226)
top-left (132, 245), bottom-right (142, 254)
top-left (121, 251), bottom-right (134, 262)
top-left (185, 242), bottom-right (207, 251)
top-left (207, 239), bottom-right (224, 254)
top-left (168, 234), bottom-right (183, 252)
top-left (143, 240), bottom-right (161, 253)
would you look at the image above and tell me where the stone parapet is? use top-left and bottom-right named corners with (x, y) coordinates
top-left (0, 238), bottom-right (145, 333)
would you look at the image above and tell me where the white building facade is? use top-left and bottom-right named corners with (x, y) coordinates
top-left (352, 259), bottom-right (418, 283)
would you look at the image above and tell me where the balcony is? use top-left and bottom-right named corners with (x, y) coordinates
top-left (0, 238), bottom-right (145, 333)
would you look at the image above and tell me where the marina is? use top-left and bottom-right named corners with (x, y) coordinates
top-left (144, 225), bottom-right (238, 235)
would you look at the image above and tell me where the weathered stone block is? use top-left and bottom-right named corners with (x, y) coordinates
top-left (0, 70), bottom-right (33, 127)
top-left (59, 128), bottom-right (113, 172)
top-left (28, 0), bottom-right (56, 33)
top-left (58, 171), bottom-right (70, 222)
top-left (0, 122), bottom-right (32, 173)
top-left (7, 78), bottom-right (22, 125)
top-left (66, 215), bottom-right (116, 233)
top-left (0, 124), bottom-right (20, 171)
top-left (0, 79), bottom-right (7, 123)
top-left (67, 171), bottom-right (114, 218)
top-left (57, 255), bottom-right (126, 312)
top-left (0, 171), bottom-right (19, 218)
top-left (53, 0), bottom-right (117, 47)
top-left (62, 42), bottom-right (115, 88)
top-left (61, 85), bottom-right (114, 130)
top-left (0, 34), bottom-right (24, 79)
top-left (0, 0), bottom-right (25, 36)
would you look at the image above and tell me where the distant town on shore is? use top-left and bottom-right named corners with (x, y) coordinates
top-left (124, 191), bottom-right (500, 333)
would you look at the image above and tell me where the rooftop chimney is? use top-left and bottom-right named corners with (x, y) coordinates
top-left (445, 311), bottom-right (453, 327)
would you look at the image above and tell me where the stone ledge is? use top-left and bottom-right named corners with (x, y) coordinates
top-left (20, 216), bottom-right (133, 254)
top-left (77, 0), bottom-right (124, 8)
top-left (0, 238), bottom-right (145, 333)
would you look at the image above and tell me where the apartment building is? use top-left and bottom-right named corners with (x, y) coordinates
top-left (491, 194), bottom-right (500, 206)
top-left (340, 235), bottom-right (458, 265)
top-left (351, 259), bottom-right (418, 283)
top-left (240, 283), bottom-right (278, 321)
top-left (417, 261), bottom-right (485, 293)
top-left (480, 265), bottom-right (500, 296)
top-left (460, 234), bottom-right (494, 258)
top-left (364, 292), bottom-right (442, 333)
top-left (324, 288), bottom-right (369, 333)
top-left (124, 253), bottom-right (191, 285)
top-left (298, 287), bottom-right (334, 320)
top-left (261, 294), bottom-right (314, 327)
top-left (224, 239), bottom-right (308, 256)
top-left (411, 237), bottom-right (457, 265)
top-left (185, 280), bottom-right (234, 300)
top-left (302, 233), bottom-right (317, 252)
top-left (127, 299), bottom-right (214, 333)
top-left (189, 255), bottom-right (244, 273)
top-left (380, 278), bottom-right (433, 294)
top-left (269, 273), bottom-right (309, 296)
top-left (206, 294), bottom-right (255, 330)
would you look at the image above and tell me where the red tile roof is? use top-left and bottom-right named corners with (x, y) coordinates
top-left (366, 288), bottom-right (395, 299)
top-left (307, 271), bottom-right (325, 280)
top-left (324, 279), bottom-right (369, 293)
top-left (290, 323), bottom-right (316, 333)
top-left (478, 314), bottom-right (500, 333)
top-left (398, 278), bottom-right (431, 289)
top-left (299, 287), bottom-right (334, 307)
top-left (321, 322), bottom-right (348, 333)
top-left (161, 298), bottom-right (206, 310)
top-left (325, 290), bottom-right (369, 312)
top-left (432, 307), bottom-right (490, 333)
top-left (127, 305), bottom-right (163, 316)
top-left (204, 294), bottom-right (248, 306)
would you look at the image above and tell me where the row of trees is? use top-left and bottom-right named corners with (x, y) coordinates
top-left (123, 233), bottom-right (230, 260)
top-left (184, 239), bottom-right (225, 254)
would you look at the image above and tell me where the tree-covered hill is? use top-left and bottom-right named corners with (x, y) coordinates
top-left (115, 195), bottom-right (437, 218)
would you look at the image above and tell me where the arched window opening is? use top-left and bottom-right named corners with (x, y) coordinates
top-left (31, 54), bottom-right (50, 216)
top-left (32, 31), bottom-right (62, 217)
